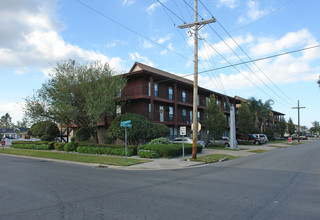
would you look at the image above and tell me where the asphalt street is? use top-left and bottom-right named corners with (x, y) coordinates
top-left (0, 140), bottom-right (319, 219)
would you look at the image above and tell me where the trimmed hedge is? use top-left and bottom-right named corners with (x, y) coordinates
top-left (138, 150), bottom-right (160, 158)
top-left (11, 144), bottom-right (50, 150)
top-left (77, 142), bottom-right (138, 155)
top-left (11, 141), bottom-right (49, 145)
top-left (54, 142), bottom-right (65, 151)
top-left (64, 142), bottom-right (78, 152)
top-left (138, 143), bottom-right (202, 158)
top-left (77, 146), bottom-right (133, 156)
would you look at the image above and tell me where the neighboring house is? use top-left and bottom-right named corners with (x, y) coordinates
top-left (117, 62), bottom-right (240, 141)
top-left (0, 127), bottom-right (29, 139)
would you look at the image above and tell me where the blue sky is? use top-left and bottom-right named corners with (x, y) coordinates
top-left (1, 0), bottom-right (320, 128)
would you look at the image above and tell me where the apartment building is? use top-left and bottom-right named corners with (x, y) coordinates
top-left (118, 62), bottom-right (240, 141)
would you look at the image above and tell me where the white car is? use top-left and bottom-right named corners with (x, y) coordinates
top-left (172, 137), bottom-right (205, 148)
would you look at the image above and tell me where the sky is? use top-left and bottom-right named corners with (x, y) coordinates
top-left (0, 0), bottom-right (320, 128)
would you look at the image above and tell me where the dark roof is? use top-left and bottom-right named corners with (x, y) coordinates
top-left (127, 62), bottom-right (240, 102)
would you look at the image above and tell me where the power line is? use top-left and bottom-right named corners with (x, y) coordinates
top-left (198, 44), bottom-right (320, 73)
top-left (74, 0), bottom-right (192, 62)
top-left (199, 0), bottom-right (296, 105)
top-left (182, 1), bottom-right (293, 107)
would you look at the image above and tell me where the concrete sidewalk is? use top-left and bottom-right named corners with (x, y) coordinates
top-left (119, 142), bottom-right (293, 170)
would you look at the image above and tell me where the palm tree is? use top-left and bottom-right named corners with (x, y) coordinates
top-left (248, 97), bottom-right (274, 133)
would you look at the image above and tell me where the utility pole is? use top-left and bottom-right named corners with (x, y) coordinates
top-left (178, 0), bottom-right (215, 159)
top-left (292, 100), bottom-right (305, 142)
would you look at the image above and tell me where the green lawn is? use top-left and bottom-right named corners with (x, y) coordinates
top-left (0, 148), bottom-right (148, 166)
top-left (191, 154), bottom-right (239, 164)
top-left (248, 149), bottom-right (268, 153)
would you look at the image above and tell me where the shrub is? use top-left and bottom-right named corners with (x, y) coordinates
top-left (64, 142), bottom-right (79, 152)
top-left (138, 143), bottom-right (202, 158)
top-left (138, 150), bottom-right (160, 158)
top-left (149, 137), bottom-right (171, 145)
top-left (48, 142), bottom-right (55, 150)
top-left (76, 146), bottom-right (133, 156)
top-left (75, 127), bottom-right (91, 142)
top-left (11, 144), bottom-right (50, 150)
top-left (54, 142), bottom-right (65, 151)
top-left (40, 135), bottom-right (54, 141)
top-left (11, 141), bottom-right (49, 145)
top-left (264, 127), bottom-right (275, 141)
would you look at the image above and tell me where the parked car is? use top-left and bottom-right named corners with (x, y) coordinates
top-left (236, 133), bottom-right (264, 145)
top-left (172, 137), bottom-right (205, 148)
top-left (291, 134), bottom-right (307, 140)
top-left (208, 137), bottom-right (230, 147)
top-left (252, 134), bottom-right (267, 145)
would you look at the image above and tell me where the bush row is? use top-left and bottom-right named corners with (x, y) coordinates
top-left (77, 147), bottom-right (133, 156)
top-left (11, 141), bottom-right (135, 157)
top-left (138, 143), bottom-right (202, 158)
top-left (11, 144), bottom-right (51, 150)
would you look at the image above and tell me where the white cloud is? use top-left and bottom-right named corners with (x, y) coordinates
top-left (157, 34), bottom-right (172, 44)
top-left (0, 102), bottom-right (25, 123)
top-left (122, 0), bottom-right (135, 6)
top-left (129, 52), bottom-right (154, 67)
top-left (143, 40), bottom-right (153, 48)
top-left (146, 0), bottom-right (167, 14)
top-left (197, 30), bottom-right (320, 91)
top-left (217, 0), bottom-right (238, 9)
top-left (199, 34), bottom-right (254, 60)
top-left (0, 0), bottom-right (124, 74)
top-left (250, 29), bottom-right (314, 57)
top-left (238, 0), bottom-right (268, 23)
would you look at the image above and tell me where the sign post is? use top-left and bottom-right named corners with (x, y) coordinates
top-left (180, 126), bottom-right (186, 160)
top-left (120, 120), bottom-right (132, 163)
top-left (1, 138), bottom-right (6, 150)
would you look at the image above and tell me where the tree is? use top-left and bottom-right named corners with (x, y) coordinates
top-left (107, 113), bottom-right (161, 145)
top-left (248, 97), bottom-right (274, 133)
top-left (237, 102), bottom-right (255, 136)
top-left (27, 121), bottom-right (59, 138)
top-left (317, 76), bottom-right (320, 88)
top-left (204, 95), bottom-right (227, 139)
top-left (310, 121), bottom-right (320, 134)
top-left (287, 117), bottom-right (295, 135)
top-left (277, 117), bottom-right (287, 137)
top-left (24, 60), bottom-right (126, 143)
top-left (0, 113), bottom-right (14, 129)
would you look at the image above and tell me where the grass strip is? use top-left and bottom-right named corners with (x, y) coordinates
top-left (205, 146), bottom-right (240, 151)
top-left (191, 154), bottom-right (239, 164)
top-left (0, 148), bottom-right (148, 166)
top-left (248, 149), bottom-right (268, 153)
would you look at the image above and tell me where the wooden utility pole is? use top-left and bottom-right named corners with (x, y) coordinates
top-left (292, 100), bottom-right (305, 142)
top-left (178, 0), bottom-right (215, 159)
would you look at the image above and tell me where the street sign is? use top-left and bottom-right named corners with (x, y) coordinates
top-left (121, 123), bottom-right (132, 127)
top-left (120, 120), bottom-right (131, 126)
top-left (180, 126), bottom-right (186, 136)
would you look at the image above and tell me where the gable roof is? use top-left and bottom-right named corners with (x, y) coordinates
top-left (129, 62), bottom-right (194, 86)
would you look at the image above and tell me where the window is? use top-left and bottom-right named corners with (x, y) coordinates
top-left (182, 91), bottom-right (186, 102)
top-left (116, 105), bottom-right (121, 116)
top-left (169, 106), bottom-right (174, 121)
top-left (198, 111), bottom-right (200, 122)
top-left (224, 102), bottom-right (227, 110)
top-left (154, 83), bottom-right (158, 97)
top-left (182, 109), bottom-right (187, 122)
top-left (206, 97), bottom-right (209, 106)
top-left (190, 111), bottom-right (193, 123)
top-left (148, 82), bottom-right (151, 96)
top-left (168, 87), bottom-right (173, 100)
top-left (148, 104), bottom-right (151, 119)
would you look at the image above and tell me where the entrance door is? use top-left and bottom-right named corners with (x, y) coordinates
top-left (159, 106), bottom-right (164, 122)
